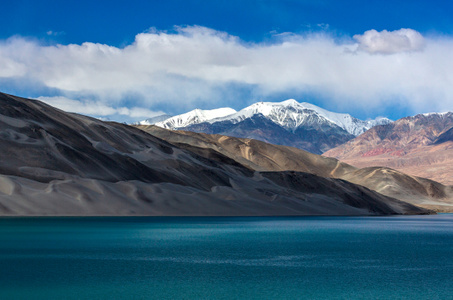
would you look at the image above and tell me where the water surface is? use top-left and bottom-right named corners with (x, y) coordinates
top-left (1, 215), bottom-right (452, 299)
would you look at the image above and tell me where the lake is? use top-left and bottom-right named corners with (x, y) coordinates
top-left (0, 215), bottom-right (452, 299)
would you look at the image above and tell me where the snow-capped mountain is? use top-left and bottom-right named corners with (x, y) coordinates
top-left (295, 102), bottom-right (391, 136)
top-left (206, 99), bottom-right (391, 136)
top-left (154, 108), bottom-right (237, 129)
top-left (151, 99), bottom-right (391, 136)
top-left (142, 99), bottom-right (393, 154)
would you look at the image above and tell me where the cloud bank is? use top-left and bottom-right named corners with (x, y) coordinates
top-left (1, 26), bottom-right (452, 119)
top-left (354, 28), bottom-right (425, 54)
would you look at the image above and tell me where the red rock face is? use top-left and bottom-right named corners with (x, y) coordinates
top-left (324, 113), bottom-right (453, 185)
top-left (390, 149), bottom-right (406, 157)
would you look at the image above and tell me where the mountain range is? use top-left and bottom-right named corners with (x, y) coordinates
top-left (142, 100), bottom-right (453, 189)
top-left (324, 112), bottom-right (453, 186)
top-left (140, 100), bottom-right (391, 154)
top-left (0, 92), bottom-right (426, 216)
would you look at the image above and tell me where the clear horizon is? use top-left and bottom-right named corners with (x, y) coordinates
top-left (1, 0), bottom-right (453, 122)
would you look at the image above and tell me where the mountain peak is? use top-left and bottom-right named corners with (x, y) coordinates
top-left (280, 99), bottom-right (299, 106)
top-left (155, 107), bottom-right (236, 129)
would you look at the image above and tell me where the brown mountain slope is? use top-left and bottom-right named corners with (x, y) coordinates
top-left (323, 113), bottom-right (453, 185)
top-left (0, 92), bottom-right (425, 216)
top-left (340, 167), bottom-right (453, 212)
top-left (138, 125), bottom-right (453, 212)
top-left (137, 125), bottom-right (358, 178)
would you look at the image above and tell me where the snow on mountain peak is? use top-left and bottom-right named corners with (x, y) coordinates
top-left (206, 99), bottom-right (390, 135)
top-left (154, 107), bottom-right (237, 129)
top-left (149, 99), bottom-right (392, 135)
top-left (280, 99), bottom-right (299, 106)
top-left (295, 102), bottom-right (392, 135)
top-left (420, 111), bottom-right (451, 117)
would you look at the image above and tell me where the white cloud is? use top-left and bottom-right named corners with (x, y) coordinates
top-left (46, 30), bottom-right (65, 36)
top-left (37, 96), bottom-right (165, 119)
top-left (353, 28), bottom-right (425, 54)
top-left (1, 26), bottom-right (453, 117)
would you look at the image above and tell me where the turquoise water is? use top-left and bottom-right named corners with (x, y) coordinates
top-left (0, 215), bottom-right (452, 299)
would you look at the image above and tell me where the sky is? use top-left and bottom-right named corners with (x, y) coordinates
top-left (1, 0), bottom-right (453, 122)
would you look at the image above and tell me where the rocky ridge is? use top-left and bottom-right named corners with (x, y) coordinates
top-left (324, 112), bottom-right (453, 186)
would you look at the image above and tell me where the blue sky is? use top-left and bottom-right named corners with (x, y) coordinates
top-left (1, 0), bottom-right (453, 122)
